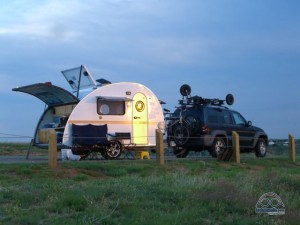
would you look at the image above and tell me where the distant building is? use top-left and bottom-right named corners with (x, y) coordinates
top-left (268, 140), bottom-right (275, 146)
top-left (283, 141), bottom-right (289, 146)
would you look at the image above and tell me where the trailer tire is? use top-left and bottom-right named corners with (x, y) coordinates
top-left (106, 140), bottom-right (122, 159)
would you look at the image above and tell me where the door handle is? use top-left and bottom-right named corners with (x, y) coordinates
top-left (134, 116), bottom-right (141, 119)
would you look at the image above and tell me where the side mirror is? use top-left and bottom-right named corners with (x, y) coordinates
top-left (247, 121), bottom-right (252, 126)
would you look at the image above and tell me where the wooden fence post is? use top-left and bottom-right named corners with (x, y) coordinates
top-left (232, 131), bottom-right (240, 163)
top-left (48, 130), bottom-right (58, 168)
top-left (289, 134), bottom-right (296, 163)
top-left (156, 129), bottom-right (164, 166)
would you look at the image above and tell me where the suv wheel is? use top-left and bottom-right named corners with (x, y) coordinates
top-left (255, 138), bottom-right (267, 157)
top-left (211, 138), bottom-right (226, 158)
top-left (174, 148), bottom-right (189, 158)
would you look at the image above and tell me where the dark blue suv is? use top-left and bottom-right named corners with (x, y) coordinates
top-left (166, 84), bottom-right (268, 158)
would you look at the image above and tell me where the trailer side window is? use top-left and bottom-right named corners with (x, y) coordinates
top-left (97, 99), bottom-right (125, 115)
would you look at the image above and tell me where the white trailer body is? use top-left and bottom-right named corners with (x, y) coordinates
top-left (63, 82), bottom-right (164, 150)
top-left (12, 65), bottom-right (164, 159)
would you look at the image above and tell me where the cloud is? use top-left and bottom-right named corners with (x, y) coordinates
top-left (0, 1), bottom-right (83, 41)
top-left (137, 37), bottom-right (216, 64)
top-left (0, 24), bottom-right (76, 41)
top-left (0, 0), bottom-right (159, 41)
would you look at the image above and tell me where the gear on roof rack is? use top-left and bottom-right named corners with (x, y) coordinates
top-left (179, 84), bottom-right (234, 107)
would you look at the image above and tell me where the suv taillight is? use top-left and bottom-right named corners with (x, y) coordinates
top-left (202, 125), bottom-right (210, 134)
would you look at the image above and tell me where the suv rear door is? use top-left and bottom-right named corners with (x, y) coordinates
top-left (204, 107), bottom-right (232, 138)
top-left (218, 108), bottom-right (234, 137)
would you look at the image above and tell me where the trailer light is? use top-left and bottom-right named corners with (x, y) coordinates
top-left (135, 101), bottom-right (145, 112)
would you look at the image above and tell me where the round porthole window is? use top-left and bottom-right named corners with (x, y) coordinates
top-left (100, 104), bottom-right (110, 115)
top-left (135, 101), bottom-right (145, 112)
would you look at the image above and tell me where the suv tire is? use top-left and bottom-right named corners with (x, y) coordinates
top-left (211, 138), bottom-right (226, 158)
top-left (255, 138), bottom-right (267, 157)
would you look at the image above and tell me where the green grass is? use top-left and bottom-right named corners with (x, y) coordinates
top-left (1, 140), bottom-right (299, 156)
top-left (0, 142), bottom-right (46, 156)
top-left (0, 158), bottom-right (300, 225)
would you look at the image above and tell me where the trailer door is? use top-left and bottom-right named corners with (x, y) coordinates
top-left (132, 93), bottom-right (148, 145)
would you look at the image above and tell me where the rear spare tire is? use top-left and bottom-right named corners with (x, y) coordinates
top-left (173, 124), bottom-right (190, 146)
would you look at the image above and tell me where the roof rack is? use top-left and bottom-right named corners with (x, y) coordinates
top-left (178, 84), bottom-right (234, 107)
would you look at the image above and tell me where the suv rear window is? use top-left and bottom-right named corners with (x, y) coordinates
top-left (204, 108), bottom-right (233, 125)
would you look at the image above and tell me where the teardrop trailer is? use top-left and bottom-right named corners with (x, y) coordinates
top-left (12, 65), bottom-right (164, 159)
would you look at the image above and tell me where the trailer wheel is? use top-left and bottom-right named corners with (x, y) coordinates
top-left (106, 140), bottom-right (122, 159)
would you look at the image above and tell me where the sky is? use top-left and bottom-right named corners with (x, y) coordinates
top-left (0, 0), bottom-right (299, 141)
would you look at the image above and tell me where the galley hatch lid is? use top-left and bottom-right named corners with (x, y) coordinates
top-left (12, 83), bottom-right (79, 107)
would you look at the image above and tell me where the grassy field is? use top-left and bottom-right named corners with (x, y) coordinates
top-left (0, 142), bottom-right (46, 156)
top-left (0, 139), bottom-right (299, 155)
top-left (0, 145), bottom-right (300, 225)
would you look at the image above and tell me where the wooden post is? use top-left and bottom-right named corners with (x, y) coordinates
top-left (289, 134), bottom-right (296, 162)
top-left (48, 130), bottom-right (58, 168)
top-left (156, 129), bottom-right (164, 165)
top-left (232, 131), bottom-right (240, 163)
